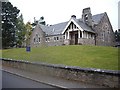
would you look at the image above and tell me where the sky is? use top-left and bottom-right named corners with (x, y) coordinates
top-left (9, 0), bottom-right (119, 31)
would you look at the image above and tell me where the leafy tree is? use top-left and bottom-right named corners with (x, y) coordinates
top-left (115, 30), bottom-right (120, 42)
top-left (15, 14), bottom-right (26, 47)
top-left (32, 16), bottom-right (46, 27)
top-left (39, 16), bottom-right (46, 25)
top-left (31, 17), bottom-right (38, 27)
top-left (2, 2), bottom-right (20, 48)
top-left (25, 22), bottom-right (32, 46)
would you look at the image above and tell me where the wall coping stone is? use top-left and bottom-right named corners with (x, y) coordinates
top-left (1, 58), bottom-right (120, 76)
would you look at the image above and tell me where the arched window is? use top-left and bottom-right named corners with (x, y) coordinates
top-left (34, 38), bottom-right (35, 42)
top-left (57, 37), bottom-right (59, 41)
top-left (48, 38), bottom-right (50, 42)
top-left (108, 30), bottom-right (110, 34)
top-left (39, 38), bottom-right (40, 43)
top-left (36, 34), bottom-right (38, 37)
top-left (84, 14), bottom-right (88, 21)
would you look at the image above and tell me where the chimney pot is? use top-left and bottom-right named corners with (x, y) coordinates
top-left (71, 15), bottom-right (76, 18)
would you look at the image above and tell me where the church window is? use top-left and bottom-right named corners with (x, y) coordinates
top-left (102, 32), bottom-right (105, 41)
top-left (36, 34), bottom-right (38, 37)
top-left (39, 38), bottom-right (40, 43)
top-left (34, 38), bottom-right (35, 43)
top-left (56, 37), bottom-right (59, 40)
top-left (46, 37), bottom-right (50, 42)
top-left (48, 38), bottom-right (50, 42)
top-left (54, 37), bottom-right (56, 41)
top-left (36, 39), bottom-right (38, 42)
top-left (54, 37), bottom-right (59, 41)
top-left (85, 14), bottom-right (88, 21)
top-left (63, 36), bottom-right (65, 39)
top-left (108, 30), bottom-right (110, 34)
top-left (46, 38), bottom-right (47, 42)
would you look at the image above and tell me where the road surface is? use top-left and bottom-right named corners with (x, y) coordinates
top-left (2, 71), bottom-right (64, 89)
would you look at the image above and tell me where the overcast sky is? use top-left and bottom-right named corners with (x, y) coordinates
top-left (9, 0), bottom-right (119, 30)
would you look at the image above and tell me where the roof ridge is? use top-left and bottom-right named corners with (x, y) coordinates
top-left (37, 12), bottom-right (104, 35)
top-left (50, 21), bottom-right (68, 26)
top-left (92, 12), bottom-right (105, 17)
top-left (39, 13), bottom-right (104, 27)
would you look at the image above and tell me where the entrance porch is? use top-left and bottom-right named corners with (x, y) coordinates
top-left (64, 30), bottom-right (83, 45)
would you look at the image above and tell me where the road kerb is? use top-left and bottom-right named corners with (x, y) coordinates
top-left (2, 69), bottom-right (69, 90)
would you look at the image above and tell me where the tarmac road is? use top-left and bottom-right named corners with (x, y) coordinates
top-left (2, 71), bottom-right (64, 89)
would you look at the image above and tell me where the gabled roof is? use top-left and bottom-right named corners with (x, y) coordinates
top-left (37, 13), bottom-right (105, 36)
top-left (92, 13), bottom-right (105, 24)
top-left (62, 18), bottom-right (84, 34)
top-left (40, 22), bottom-right (68, 36)
top-left (77, 20), bottom-right (95, 33)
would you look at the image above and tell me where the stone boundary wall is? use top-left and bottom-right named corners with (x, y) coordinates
top-left (1, 58), bottom-right (120, 88)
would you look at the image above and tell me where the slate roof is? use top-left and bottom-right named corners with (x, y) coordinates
top-left (38, 13), bottom-right (105, 36)
top-left (40, 22), bottom-right (68, 36)
top-left (92, 13), bottom-right (104, 24)
top-left (73, 18), bottom-right (95, 33)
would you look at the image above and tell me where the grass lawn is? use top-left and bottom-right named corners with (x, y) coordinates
top-left (2, 45), bottom-right (118, 70)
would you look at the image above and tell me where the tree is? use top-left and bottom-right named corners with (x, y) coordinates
top-left (15, 14), bottom-right (26, 47)
top-left (25, 22), bottom-right (32, 46)
top-left (115, 30), bottom-right (120, 42)
top-left (32, 16), bottom-right (46, 27)
top-left (39, 16), bottom-right (46, 25)
top-left (2, 2), bottom-right (20, 48)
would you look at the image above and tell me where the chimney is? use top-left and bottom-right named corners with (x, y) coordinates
top-left (71, 15), bottom-right (76, 19)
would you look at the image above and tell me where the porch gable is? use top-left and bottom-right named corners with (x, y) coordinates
top-left (62, 18), bottom-right (84, 34)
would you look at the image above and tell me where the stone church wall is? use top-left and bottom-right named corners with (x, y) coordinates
top-left (78, 38), bottom-right (95, 45)
top-left (83, 38), bottom-right (95, 45)
top-left (93, 13), bottom-right (115, 46)
top-left (30, 25), bottom-right (46, 47)
top-left (46, 35), bottom-right (64, 46)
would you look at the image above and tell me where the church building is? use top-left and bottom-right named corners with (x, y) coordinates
top-left (30, 7), bottom-right (115, 47)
